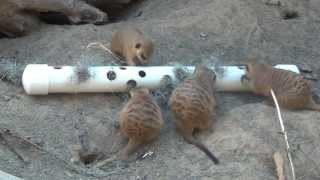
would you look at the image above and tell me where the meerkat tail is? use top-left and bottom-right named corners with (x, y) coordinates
top-left (183, 134), bottom-right (220, 164)
top-left (273, 152), bottom-right (285, 180)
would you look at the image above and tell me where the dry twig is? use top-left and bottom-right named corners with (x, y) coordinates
top-left (270, 89), bottom-right (296, 180)
top-left (86, 42), bottom-right (125, 63)
top-left (273, 151), bottom-right (285, 180)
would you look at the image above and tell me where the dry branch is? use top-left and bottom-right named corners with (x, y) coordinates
top-left (87, 42), bottom-right (125, 63)
top-left (270, 89), bottom-right (296, 180)
top-left (274, 151), bottom-right (285, 180)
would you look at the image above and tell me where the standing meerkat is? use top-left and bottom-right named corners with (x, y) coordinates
top-left (119, 87), bottom-right (163, 159)
top-left (241, 61), bottom-right (320, 111)
top-left (111, 26), bottom-right (154, 66)
top-left (169, 64), bottom-right (220, 164)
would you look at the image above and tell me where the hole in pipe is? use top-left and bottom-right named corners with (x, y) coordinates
top-left (139, 70), bottom-right (146, 78)
top-left (120, 67), bottom-right (126, 70)
top-left (54, 66), bottom-right (62, 69)
top-left (107, 71), bottom-right (117, 81)
top-left (238, 65), bottom-right (246, 70)
top-left (127, 80), bottom-right (137, 89)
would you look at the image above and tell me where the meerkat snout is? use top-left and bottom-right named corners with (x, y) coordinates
top-left (132, 39), bottom-right (153, 66)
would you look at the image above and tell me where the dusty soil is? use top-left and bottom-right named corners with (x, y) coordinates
top-left (1, 0), bottom-right (320, 179)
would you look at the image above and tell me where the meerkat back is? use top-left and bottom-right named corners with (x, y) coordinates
top-left (170, 65), bottom-right (219, 164)
top-left (119, 88), bottom-right (163, 159)
top-left (242, 62), bottom-right (320, 111)
top-left (170, 79), bottom-right (214, 131)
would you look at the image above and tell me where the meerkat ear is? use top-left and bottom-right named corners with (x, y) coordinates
top-left (135, 43), bottom-right (142, 49)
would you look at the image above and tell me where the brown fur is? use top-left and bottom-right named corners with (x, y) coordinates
top-left (0, 0), bottom-right (109, 37)
top-left (111, 26), bottom-right (154, 66)
top-left (241, 62), bottom-right (320, 111)
top-left (169, 64), bottom-right (220, 164)
top-left (119, 87), bottom-right (163, 159)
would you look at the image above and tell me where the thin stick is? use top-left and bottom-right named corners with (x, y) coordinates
top-left (94, 155), bottom-right (117, 168)
top-left (270, 89), bottom-right (296, 180)
top-left (273, 151), bottom-right (285, 180)
top-left (86, 42), bottom-right (125, 63)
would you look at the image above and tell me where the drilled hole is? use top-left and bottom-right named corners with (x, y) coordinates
top-left (107, 71), bottom-right (116, 81)
top-left (127, 80), bottom-right (137, 89)
top-left (139, 70), bottom-right (146, 78)
top-left (54, 66), bottom-right (62, 69)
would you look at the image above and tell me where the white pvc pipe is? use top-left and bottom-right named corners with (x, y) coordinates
top-left (22, 64), bottom-right (300, 95)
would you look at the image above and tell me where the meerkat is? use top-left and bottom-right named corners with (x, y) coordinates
top-left (118, 87), bottom-right (163, 159)
top-left (0, 0), bottom-right (108, 37)
top-left (169, 64), bottom-right (220, 164)
top-left (111, 26), bottom-right (154, 66)
top-left (241, 61), bottom-right (320, 111)
top-left (95, 87), bottom-right (163, 167)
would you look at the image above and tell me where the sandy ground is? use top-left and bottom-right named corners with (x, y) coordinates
top-left (0, 0), bottom-right (320, 179)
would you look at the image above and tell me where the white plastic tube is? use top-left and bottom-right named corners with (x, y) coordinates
top-left (22, 64), bottom-right (300, 95)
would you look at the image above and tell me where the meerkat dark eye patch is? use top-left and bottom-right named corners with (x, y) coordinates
top-left (141, 54), bottom-right (146, 60)
top-left (135, 43), bottom-right (141, 49)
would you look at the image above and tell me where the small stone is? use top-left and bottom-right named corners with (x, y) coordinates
top-left (141, 151), bottom-right (154, 159)
top-left (2, 95), bottom-right (11, 101)
top-left (200, 32), bottom-right (208, 39)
